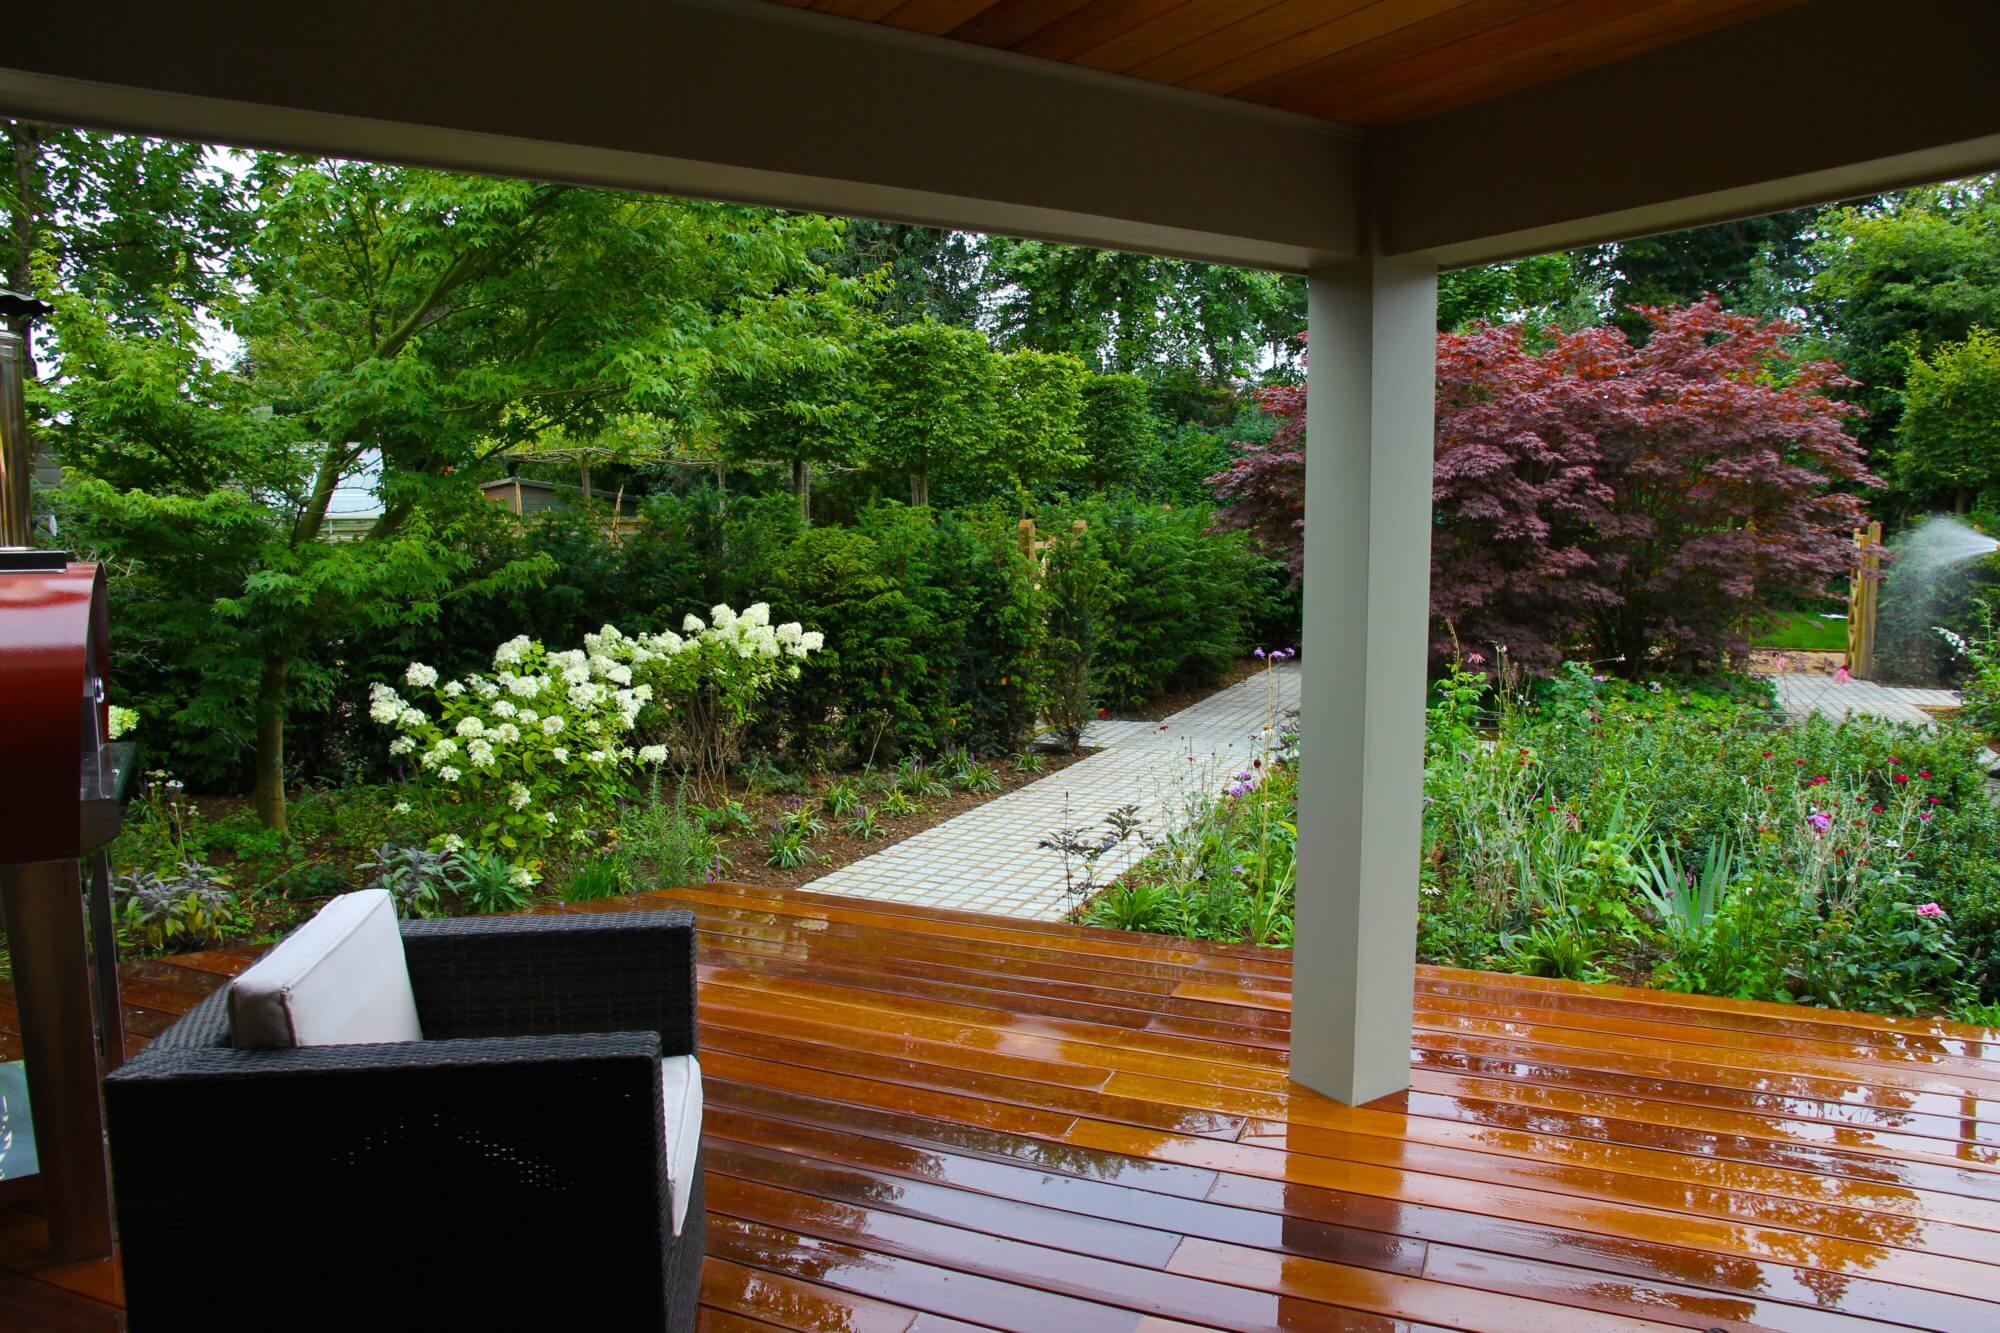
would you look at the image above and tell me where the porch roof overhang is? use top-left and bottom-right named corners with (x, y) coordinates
top-left (4, 0), bottom-right (1997, 274)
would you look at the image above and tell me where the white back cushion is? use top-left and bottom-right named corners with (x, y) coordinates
top-left (661, 1055), bottom-right (703, 1236)
top-left (229, 889), bottom-right (423, 1049)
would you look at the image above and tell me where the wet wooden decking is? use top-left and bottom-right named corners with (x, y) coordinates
top-left (6, 880), bottom-right (2000, 1329)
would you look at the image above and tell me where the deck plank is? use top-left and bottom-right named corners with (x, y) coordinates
top-left (3, 880), bottom-right (1997, 1328)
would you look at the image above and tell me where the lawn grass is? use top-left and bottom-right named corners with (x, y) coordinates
top-left (1753, 609), bottom-right (1848, 653)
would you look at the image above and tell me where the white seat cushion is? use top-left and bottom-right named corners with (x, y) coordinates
top-left (661, 1055), bottom-right (703, 1236)
top-left (228, 889), bottom-right (423, 1049)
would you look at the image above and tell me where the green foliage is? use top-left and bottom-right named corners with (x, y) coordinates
top-left (1103, 661), bottom-right (2000, 1019)
top-left (1059, 498), bottom-right (1271, 708)
top-left (458, 849), bottom-right (533, 915)
top-left (113, 862), bottom-right (248, 953)
top-left (1807, 179), bottom-right (2000, 456)
top-left (359, 843), bottom-right (470, 919)
top-left (617, 775), bottom-right (725, 887)
top-left (1035, 522), bottom-right (1108, 751)
top-left (991, 350), bottom-right (1088, 490)
top-left (1076, 374), bottom-right (1157, 491)
top-left (858, 320), bottom-right (997, 506)
top-left (561, 855), bottom-right (631, 903)
top-left (1896, 327), bottom-right (2000, 512)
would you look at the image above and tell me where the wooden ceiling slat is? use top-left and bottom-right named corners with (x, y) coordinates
top-left (1310, 0), bottom-right (1794, 123)
top-left (754, 0), bottom-right (1806, 128)
top-left (945, 0), bottom-right (1102, 50)
top-left (1012, 0), bottom-right (1195, 64)
top-left (1232, 0), bottom-right (1571, 110)
top-left (1182, 0), bottom-right (1479, 96)
top-left (1123, 1), bottom-right (1380, 86)
top-left (1068, 0), bottom-right (1289, 75)
top-left (806, 0), bottom-right (910, 21)
top-left (880, 0), bottom-right (1008, 36)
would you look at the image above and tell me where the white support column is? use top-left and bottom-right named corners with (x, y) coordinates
top-left (1289, 258), bottom-right (1438, 1107)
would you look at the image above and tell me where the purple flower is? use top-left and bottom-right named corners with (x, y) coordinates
top-left (1806, 811), bottom-right (1832, 834)
top-left (1254, 647), bottom-right (1267, 659)
top-left (1232, 865), bottom-right (1246, 876)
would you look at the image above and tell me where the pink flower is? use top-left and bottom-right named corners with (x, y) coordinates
top-left (1806, 811), bottom-right (1832, 834)
top-left (1835, 665), bottom-right (1850, 684)
top-left (1917, 902), bottom-right (1945, 918)
top-left (1465, 651), bottom-right (1486, 666)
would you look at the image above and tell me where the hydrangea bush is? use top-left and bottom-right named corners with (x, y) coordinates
top-left (371, 604), bottom-right (822, 877)
top-left (609, 604), bottom-right (822, 795)
top-left (370, 636), bottom-right (655, 880)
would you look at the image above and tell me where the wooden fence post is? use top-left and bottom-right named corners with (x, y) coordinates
top-left (1847, 521), bottom-right (1882, 679)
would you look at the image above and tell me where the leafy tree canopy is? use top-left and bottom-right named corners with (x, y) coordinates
top-left (1895, 326), bottom-right (2000, 513)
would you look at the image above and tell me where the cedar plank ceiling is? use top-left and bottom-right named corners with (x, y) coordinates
top-left (765, 0), bottom-right (1805, 126)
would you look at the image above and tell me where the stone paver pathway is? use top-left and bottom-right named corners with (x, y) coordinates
top-left (805, 663), bottom-right (1300, 920)
top-left (1767, 672), bottom-right (1959, 728)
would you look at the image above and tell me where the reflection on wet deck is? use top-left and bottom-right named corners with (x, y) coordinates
top-left (6, 880), bottom-right (2000, 1329)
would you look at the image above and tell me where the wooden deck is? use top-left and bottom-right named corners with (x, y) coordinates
top-left (7, 881), bottom-right (2000, 1330)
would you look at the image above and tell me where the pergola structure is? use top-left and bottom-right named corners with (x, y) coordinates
top-left (5, 0), bottom-right (1999, 1112)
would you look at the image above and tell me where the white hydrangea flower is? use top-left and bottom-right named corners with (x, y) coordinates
top-left (541, 715), bottom-right (566, 736)
top-left (399, 705), bottom-right (427, 728)
top-left (552, 746), bottom-right (570, 764)
top-left (508, 865), bottom-right (536, 889)
top-left (587, 749), bottom-right (610, 764)
top-left (455, 716), bottom-right (485, 738)
top-left (441, 834), bottom-right (466, 852)
top-left (491, 699), bottom-right (517, 718)
top-left (392, 800), bottom-right (412, 814)
top-left (468, 739), bottom-right (496, 768)
top-left (516, 708), bottom-right (538, 725)
top-left (638, 744), bottom-right (668, 764)
top-left (563, 662), bottom-right (592, 687)
top-left (493, 635), bottom-right (533, 667)
top-left (472, 678), bottom-right (500, 700)
top-left (800, 630), bottom-right (824, 653)
top-left (776, 622), bottom-right (803, 646)
top-left (710, 604), bottom-right (737, 629)
top-left (405, 662), bottom-right (439, 689)
top-left (443, 680), bottom-right (465, 698)
top-left (438, 765), bottom-right (462, 783)
top-left (568, 682), bottom-right (605, 711)
top-left (742, 602), bottom-right (770, 629)
top-left (683, 613), bottom-right (705, 634)
top-left (509, 781), bottom-right (531, 811)
top-left (368, 683), bottom-right (406, 724)
top-left (389, 736), bottom-right (416, 756)
top-left (605, 663), bottom-right (632, 686)
top-left (493, 723), bottom-right (520, 743)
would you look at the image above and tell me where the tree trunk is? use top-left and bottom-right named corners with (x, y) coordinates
top-left (252, 654), bottom-right (290, 833)
top-left (793, 457), bottom-right (811, 525)
top-left (910, 470), bottom-right (928, 508)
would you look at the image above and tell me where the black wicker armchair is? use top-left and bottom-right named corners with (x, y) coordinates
top-left (103, 908), bottom-right (704, 1331)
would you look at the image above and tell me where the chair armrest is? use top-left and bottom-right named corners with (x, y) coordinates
top-left (104, 990), bottom-right (677, 1328)
top-left (400, 908), bottom-right (699, 1055)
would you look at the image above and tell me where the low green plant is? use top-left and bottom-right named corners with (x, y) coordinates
top-left (622, 777), bottom-right (726, 885)
top-left (562, 854), bottom-right (631, 903)
top-left (1011, 751), bottom-right (1045, 774)
top-left (268, 861), bottom-right (352, 902)
top-left (843, 806), bottom-right (885, 840)
top-left (878, 789), bottom-right (920, 818)
top-left (765, 823), bottom-right (815, 869)
top-left (697, 798), bottom-right (756, 837)
top-left (893, 757), bottom-right (950, 799)
top-left (942, 748), bottom-right (1000, 794)
top-left (459, 848), bottom-right (534, 915)
top-left (776, 798), bottom-right (827, 840)
top-left (359, 843), bottom-right (470, 918)
top-left (822, 777), bottom-right (866, 819)
top-left (739, 753), bottom-right (809, 796)
top-left (1085, 880), bottom-right (1175, 933)
top-left (113, 862), bottom-right (248, 952)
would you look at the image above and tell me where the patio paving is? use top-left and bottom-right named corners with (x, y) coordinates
top-left (1768, 671), bottom-right (1961, 727)
top-left (805, 662), bottom-right (1300, 920)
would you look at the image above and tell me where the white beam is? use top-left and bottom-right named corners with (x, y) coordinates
top-left (0, 0), bottom-right (1360, 271)
top-left (1290, 259), bottom-right (1437, 1106)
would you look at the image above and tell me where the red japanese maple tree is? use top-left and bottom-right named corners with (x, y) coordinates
top-left (1210, 301), bottom-right (1877, 672)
